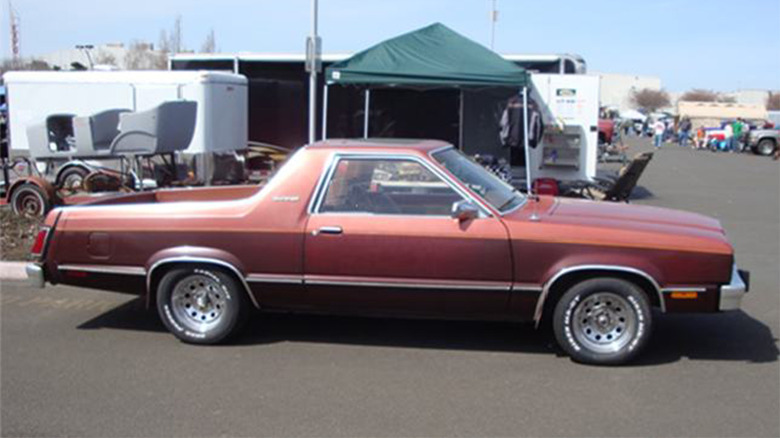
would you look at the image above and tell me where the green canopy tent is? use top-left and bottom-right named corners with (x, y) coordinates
top-left (323, 23), bottom-right (535, 192)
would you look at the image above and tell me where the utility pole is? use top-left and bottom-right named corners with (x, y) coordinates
top-left (306, 0), bottom-right (321, 144)
top-left (9, 1), bottom-right (21, 62)
top-left (490, 0), bottom-right (498, 50)
top-left (76, 44), bottom-right (94, 69)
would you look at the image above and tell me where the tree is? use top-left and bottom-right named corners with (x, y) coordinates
top-left (124, 41), bottom-right (166, 70)
top-left (200, 29), bottom-right (216, 53)
top-left (767, 92), bottom-right (780, 111)
top-left (94, 50), bottom-right (117, 66)
top-left (679, 88), bottom-right (735, 103)
top-left (0, 58), bottom-right (51, 76)
top-left (630, 88), bottom-right (670, 113)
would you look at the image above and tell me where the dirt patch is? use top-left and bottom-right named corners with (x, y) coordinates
top-left (1, 208), bottom-right (43, 261)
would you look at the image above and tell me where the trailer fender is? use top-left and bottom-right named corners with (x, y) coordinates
top-left (6, 176), bottom-right (57, 204)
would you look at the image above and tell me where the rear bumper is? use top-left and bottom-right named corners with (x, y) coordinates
top-left (719, 264), bottom-right (749, 311)
top-left (26, 263), bottom-right (45, 289)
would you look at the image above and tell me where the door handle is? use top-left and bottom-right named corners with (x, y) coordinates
top-left (313, 226), bottom-right (343, 236)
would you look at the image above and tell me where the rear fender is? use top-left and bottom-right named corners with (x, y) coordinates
top-left (145, 246), bottom-right (257, 309)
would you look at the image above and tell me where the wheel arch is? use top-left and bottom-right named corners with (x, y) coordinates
top-left (145, 248), bottom-right (258, 310)
top-left (534, 265), bottom-right (663, 328)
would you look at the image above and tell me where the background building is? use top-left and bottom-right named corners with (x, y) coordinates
top-left (597, 73), bottom-right (662, 113)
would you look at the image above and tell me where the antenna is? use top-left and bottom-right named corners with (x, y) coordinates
top-left (489, 0), bottom-right (498, 50)
top-left (9, 1), bottom-right (21, 61)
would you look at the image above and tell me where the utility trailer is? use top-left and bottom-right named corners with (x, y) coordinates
top-left (1, 70), bottom-right (249, 215)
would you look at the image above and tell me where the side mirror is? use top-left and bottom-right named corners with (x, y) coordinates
top-left (451, 200), bottom-right (479, 222)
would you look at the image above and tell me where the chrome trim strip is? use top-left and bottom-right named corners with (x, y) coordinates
top-left (58, 264), bottom-right (147, 276)
top-left (307, 151), bottom-right (338, 214)
top-left (146, 256), bottom-right (260, 309)
top-left (304, 275), bottom-right (511, 291)
top-left (428, 144), bottom-right (454, 156)
top-left (246, 273), bottom-right (304, 284)
top-left (660, 287), bottom-right (708, 293)
top-left (308, 152), bottom-right (493, 218)
top-left (533, 264), bottom-right (665, 326)
top-left (719, 263), bottom-right (746, 311)
top-left (511, 283), bottom-right (543, 292)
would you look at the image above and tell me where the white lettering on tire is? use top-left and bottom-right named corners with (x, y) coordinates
top-left (563, 294), bottom-right (582, 352)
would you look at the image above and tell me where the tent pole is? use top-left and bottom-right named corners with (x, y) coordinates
top-left (458, 89), bottom-right (464, 149)
top-left (522, 87), bottom-right (532, 194)
top-left (322, 84), bottom-right (329, 140)
top-left (363, 89), bottom-right (371, 138)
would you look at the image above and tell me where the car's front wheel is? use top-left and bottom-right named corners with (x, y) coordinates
top-left (157, 266), bottom-right (249, 344)
top-left (553, 278), bottom-right (652, 365)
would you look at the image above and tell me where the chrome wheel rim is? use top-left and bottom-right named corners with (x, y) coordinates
top-left (171, 274), bottom-right (228, 333)
top-left (61, 173), bottom-right (84, 192)
top-left (572, 292), bottom-right (637, 354)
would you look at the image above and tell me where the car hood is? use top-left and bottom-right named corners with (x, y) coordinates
top-left (503, 197), bottom-right (732, 255)
top-left (550, 197), bottom-right (724, 233)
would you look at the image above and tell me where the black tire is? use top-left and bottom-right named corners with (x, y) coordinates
top-left (157, 266), bottom-right (250, 344)
top-left (56, 166), bottom-right (89, 192)
top-left (755, 138), bottom-right (777, 156)
top-left (553, 277), bottom-right (652, 365)
top-left (10, 184), bottom-right (50, 217)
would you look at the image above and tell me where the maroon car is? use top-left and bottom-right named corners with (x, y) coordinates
top-left (26, 139), bottom-right (749, 364)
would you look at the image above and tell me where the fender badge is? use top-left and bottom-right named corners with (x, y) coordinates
top-left (272, 195), bottom-right (300, 202)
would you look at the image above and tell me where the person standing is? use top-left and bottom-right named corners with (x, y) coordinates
top-left (731, 119), bottom-right (744, 152)
top-left (653, 119), bottom-right (665, 149)
top-left (724, 122), bottom-right (734, 152)
top-left (678, 117), bottom-right (692, 147)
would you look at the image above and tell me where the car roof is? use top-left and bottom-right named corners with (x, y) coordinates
top-left (307, 138), bottom-right (452, 153)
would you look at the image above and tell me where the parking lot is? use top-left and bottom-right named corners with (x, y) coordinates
top-left (1, 137), bottom-right (778, 437)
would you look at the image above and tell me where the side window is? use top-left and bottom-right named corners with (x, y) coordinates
top-left (318, 158), bottom-right (464, 215)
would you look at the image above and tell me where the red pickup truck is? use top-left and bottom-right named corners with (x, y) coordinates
top-left (27, 139), bottom-right (749, 365)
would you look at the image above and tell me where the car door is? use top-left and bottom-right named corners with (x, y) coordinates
top-left (303, 154), bottom-right (513, 317)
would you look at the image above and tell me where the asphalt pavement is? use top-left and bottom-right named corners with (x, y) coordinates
top-left (2, 137), bottom-right (779, 437)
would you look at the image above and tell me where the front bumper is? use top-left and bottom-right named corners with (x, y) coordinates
top-left (719, 264), bottom-right (749, 311)
top-left (26, 263), bottom-right (45, 289)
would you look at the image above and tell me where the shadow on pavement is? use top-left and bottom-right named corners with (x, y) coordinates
top-left (78, 299), bottom-right (777, 365)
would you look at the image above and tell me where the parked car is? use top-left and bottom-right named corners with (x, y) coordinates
top-left (747, 128), bottom-right (780, 156)
top-left (27, 139), bottom-right (749, 365)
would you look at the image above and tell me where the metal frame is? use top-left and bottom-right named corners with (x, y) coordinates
top-left (522, 86), bottom-right (532, 195)
top-left (363, 89), bottom-right (371, 138)
top-left (533, 264), bottom-right (666, 326)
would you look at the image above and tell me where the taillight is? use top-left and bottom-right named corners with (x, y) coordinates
top-left (30, 227), bottom-right (50, 257)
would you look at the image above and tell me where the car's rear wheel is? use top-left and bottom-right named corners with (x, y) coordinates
top-left (755, 138), bottom-right (776, 156)
top-left (157, 266), bottom-right (249, 344)
top-left (553, 278), bottom-right (652, 365)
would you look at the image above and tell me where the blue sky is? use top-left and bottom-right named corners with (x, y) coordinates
top-left (2, 0), bottom-right (779, 92)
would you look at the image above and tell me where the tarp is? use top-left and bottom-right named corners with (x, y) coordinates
top-left (325, 23), bottom-right (528, 88)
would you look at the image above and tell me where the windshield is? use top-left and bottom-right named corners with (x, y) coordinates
top-left (432, 148), bottom-right (525, 213)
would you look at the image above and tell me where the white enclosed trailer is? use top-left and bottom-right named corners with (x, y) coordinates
top-left (3, 70), bottom-right (248, 155)
top-left (528, 73), bottom-right (600, 182)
